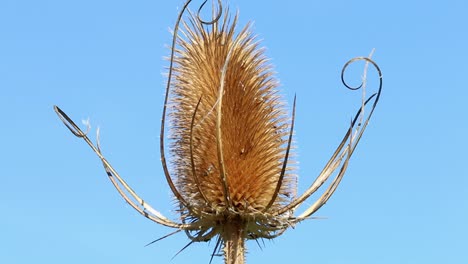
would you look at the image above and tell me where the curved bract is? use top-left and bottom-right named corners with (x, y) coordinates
top-left (54, 1), bottom-right (383, 264)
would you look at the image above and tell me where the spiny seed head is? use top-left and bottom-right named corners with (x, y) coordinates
top-left (168, 11), bottom-right (296, 220)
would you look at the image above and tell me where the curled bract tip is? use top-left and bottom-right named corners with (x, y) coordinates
top-left (197, 0), bottom-right (223, 25)
top-left (341, 57), bottom-right (382, 92)
top-left (341, 56), bottom-right (383, 124)
top-left (54, 105), bottom-right (89, 137)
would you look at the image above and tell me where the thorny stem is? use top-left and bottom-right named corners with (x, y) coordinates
top-left (222, 217), bottom-right (246, 264)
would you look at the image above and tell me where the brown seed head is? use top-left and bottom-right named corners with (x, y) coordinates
top-left (168, 11), bottom-right (296, 221)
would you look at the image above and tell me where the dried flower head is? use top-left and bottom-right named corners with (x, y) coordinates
top-left (170, 11), bottom-right (295, 215)
top-left (54, 1), bottom-right (382, 264)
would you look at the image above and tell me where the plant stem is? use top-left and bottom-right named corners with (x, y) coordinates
top-left (223, 217), bottom-right (245, 264)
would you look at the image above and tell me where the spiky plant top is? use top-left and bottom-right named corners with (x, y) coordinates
top-left (54, 1), bottom-right (382, 264)
top-left (169, 10), bottom-right (295, 221)
top-left (159, 10), bottom-right (299, 262)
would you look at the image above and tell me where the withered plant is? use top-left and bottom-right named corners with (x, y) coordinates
top-left (54, 0), bottom-right (382, 263)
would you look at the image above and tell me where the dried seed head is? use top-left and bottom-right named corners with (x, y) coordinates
top-left (168, 10), bottom-right (296, 219)
top-left (53, 2), bottom-right (382, 263)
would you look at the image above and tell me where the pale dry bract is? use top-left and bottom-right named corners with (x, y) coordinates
top-left (54, 1), bottom-right (382, 264)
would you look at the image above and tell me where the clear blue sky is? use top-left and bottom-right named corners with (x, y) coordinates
top-left (1, 0), bottom-right (467, 263)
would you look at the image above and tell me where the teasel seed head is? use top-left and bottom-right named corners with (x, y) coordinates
top-left (54, 2), bottom-right (382, 264)
top-left (168, 10), bottom-right (296, 222)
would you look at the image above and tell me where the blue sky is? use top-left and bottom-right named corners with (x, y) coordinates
top-left (1, 0), bottom-right (467, 263)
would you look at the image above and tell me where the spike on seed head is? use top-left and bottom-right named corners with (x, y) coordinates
top-left (168, 10), bottom-right (296, 219)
